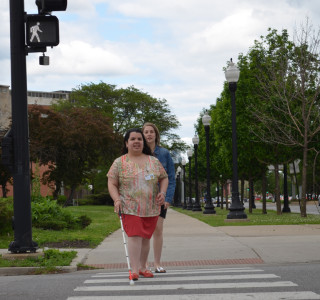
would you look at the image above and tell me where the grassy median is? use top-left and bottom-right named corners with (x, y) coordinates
top-left (0, 205), bottom-right (120, 249)
top-left (172, 205), bottom-right (320, 227)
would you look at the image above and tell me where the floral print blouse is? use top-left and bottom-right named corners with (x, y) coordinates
top-left (107, 154), bottom-right (168, 217)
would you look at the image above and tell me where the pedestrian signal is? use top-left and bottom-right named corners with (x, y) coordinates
top-left (36, 0), bottom-right (67, 14)
top-left (26, 15), bottom-right (59, 47)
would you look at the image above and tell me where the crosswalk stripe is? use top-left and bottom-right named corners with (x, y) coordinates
top-left (92, 267), bottom-right (264, 278)
top-left (84, 273), bottom-right (279, 284)
top-left (74, 281), bottom-right (297, 291)
top-left (67, 291), bottom-right (320, 300)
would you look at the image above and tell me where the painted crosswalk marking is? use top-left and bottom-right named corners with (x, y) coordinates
top-left (68, 267), bottom-right (320, 300)
top-left (68, 292), bottom-right (320, 300)
top-left (91, 267), bottom-right (264, 277)
top-left (75, 281), bottom-right (297, 291)
top-left (84, 273), bottom-right (279, 283)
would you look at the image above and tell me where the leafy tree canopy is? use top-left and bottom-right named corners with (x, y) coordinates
top-left (53, 82), bottom-right (187, 153)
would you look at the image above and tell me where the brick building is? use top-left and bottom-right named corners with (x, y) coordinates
top-left (0, 84), bottom-right (70, 197)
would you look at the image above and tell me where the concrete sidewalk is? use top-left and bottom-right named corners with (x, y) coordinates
top-left (83, 208), bottom-right (320, 269)
top-left (1, 208), bottom-right (320, 275)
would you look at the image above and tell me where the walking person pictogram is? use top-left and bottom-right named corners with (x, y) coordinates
top-left (30, 22), bottom-right (42, 42)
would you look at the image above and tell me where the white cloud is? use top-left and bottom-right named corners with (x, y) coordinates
top-left (28, 40), bottom-right (137, 77)
top-left (2, 0), bottom-right (320, 142)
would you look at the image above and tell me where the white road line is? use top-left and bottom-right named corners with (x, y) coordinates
top-left (67, 291), bottom-right (320, 300)
top-left (85, 273), bottom-right (279, 284)
top-left (74, 281), bottom-right (297, 291)
top-left (92, 268), bottom-right (264, 278)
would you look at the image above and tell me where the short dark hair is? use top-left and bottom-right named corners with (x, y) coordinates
top-left (122, 128), bottom-right (152, 155)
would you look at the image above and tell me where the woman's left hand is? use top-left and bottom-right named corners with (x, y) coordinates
top-left (156, 192), bottom-right (165, 205)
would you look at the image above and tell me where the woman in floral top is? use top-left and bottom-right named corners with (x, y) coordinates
top-left (107, 128), bottom-right (168, 281)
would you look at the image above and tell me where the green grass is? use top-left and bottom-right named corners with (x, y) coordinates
top-left (173, 206), bottom-right (320, 227)
top-left (0, 205), bottom-right (120, 249)
top-left (0, 249), bottom-right (77, 273)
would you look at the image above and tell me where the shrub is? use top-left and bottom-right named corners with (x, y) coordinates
top-left (0, 197), bottom-right (13, 231)
top-left (31, 197), bottom-right (92, 230)
top-left (57, 195), bottom-right (67, 206)
top-left (85, 192), bottom-right (113, 206)
top-left (37, 220), bottom-right (68, 230)
top-left (77, 215), bottom-right (92, 228)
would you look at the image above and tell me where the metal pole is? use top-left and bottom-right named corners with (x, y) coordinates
top-left (282, 164), bottom-right (291, 213)
top-left (192, 144), bottom-right (202, 211)
top-left (203, 125), bottom-right (216, 214)
top-left (9, 0), bottom-right (38, 252)
top-left (182, 165), bottom-right (187, 209)
top-left (187, 157), bottom-right (193, 210)
top-left (216, 183), bottom-right (220, 207)
top-left (177, 171), bottom-right (182, 207)
top-left (227, 82), bottom-right (247, 219)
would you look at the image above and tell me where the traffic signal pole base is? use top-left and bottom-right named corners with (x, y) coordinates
top-left (8, 241), bottom-right (38, 254)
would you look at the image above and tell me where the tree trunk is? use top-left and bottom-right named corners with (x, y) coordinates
top-left (53, 180), bottom-right (61, 200)
top-left (300, 143), bottom-right (308, 217)
top-left (1, 184), bottom-right (7, 198)
top-left (262, 171), bottom-right (267, 214)
top-left (220, 182), bottom-right (224, 209)
top-left (274, 164), bottom-right (281, 215)
top-left (64, 185), bottom-right (76, 207)
top-left (249, 178), bottom-right (253, 213)
top-left (312, 151), bottom-right (319, 202)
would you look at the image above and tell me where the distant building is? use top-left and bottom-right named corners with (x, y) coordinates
top-left (0, 84), bottom-right (71, 197)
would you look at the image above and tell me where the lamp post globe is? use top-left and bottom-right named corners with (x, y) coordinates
top-left (224, 59), bottom-right (247, 219)
top-left (192, 135), bottom-right (202, 211)
top-left (187, 148), bottom-right (194, 210)
top-left (181, 158), bottom-right (187, 209)
top-left (202, 111), bottom-right (216, 214)
top-left (202, 111), bottom-right (211, 126)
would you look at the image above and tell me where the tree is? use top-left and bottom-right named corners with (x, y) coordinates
top-left (29, 105), bottom-right (121, 203)
top-left (246, 22), bottom-right (320, 217)
top-left (54, 82), bottom-right (186, 152)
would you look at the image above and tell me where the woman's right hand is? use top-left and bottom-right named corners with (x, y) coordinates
top-left (114, 200), bottom-right (122, 214)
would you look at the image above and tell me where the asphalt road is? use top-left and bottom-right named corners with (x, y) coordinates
top-left (244, 201), bottom-right (320, 215)
top-left (1, 263), bottom-right (320, 299)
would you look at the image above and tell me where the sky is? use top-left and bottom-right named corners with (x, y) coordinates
top-left (1, 0), bottom-right (320, 147)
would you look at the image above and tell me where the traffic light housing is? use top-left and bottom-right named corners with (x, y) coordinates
top-left (36, 0), bottom-right (67, 14)
top-left (26, 15), bottom-right (59, 47)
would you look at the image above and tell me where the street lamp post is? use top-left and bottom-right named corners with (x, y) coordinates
top-left (202, 111), bottom-right (216, 214)
top-left (187, 148), bottom-right (193, 210)
top-left (192, 135), bottom-right (202, 211)
top-left (176, 166), bottom-right (182, 207)
top-left (181, 159), bottom-right (187, 209)
top-left (225, 59), bottom-right (247, 219)
top-left (282, 164), bottom-right (291, 213)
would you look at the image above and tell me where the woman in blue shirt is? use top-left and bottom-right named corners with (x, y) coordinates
top-left (142, 122), bottom-right (176, 273)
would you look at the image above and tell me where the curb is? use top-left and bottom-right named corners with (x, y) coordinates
top-left (0, 265), bottom-right (77, 276)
